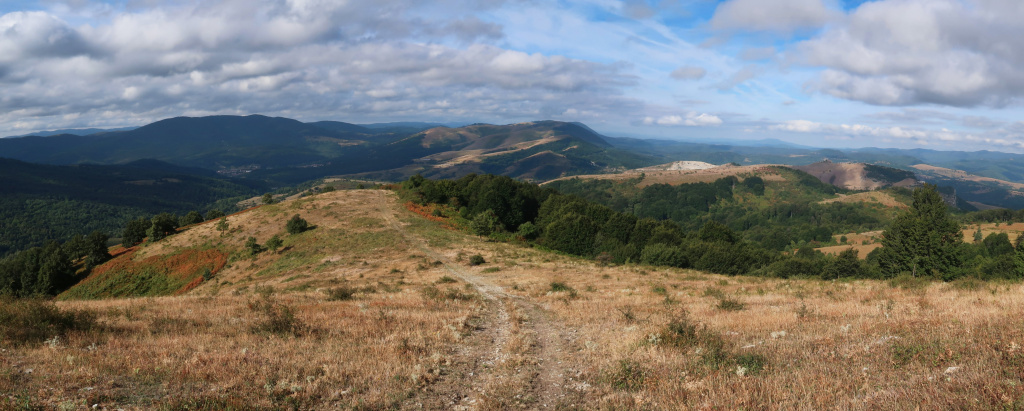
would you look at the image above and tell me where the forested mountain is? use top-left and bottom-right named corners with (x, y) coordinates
top-left (0, 158), bottom-right (264, 256)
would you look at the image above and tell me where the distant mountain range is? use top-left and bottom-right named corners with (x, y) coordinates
top-left (4, 113), bottom-right (1024, 209)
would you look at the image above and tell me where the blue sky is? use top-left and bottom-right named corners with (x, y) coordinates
top-left (2, 0), bottom-right (1024, 153)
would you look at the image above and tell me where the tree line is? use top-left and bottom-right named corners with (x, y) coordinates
top-left (404, 174), bottom-right (1020, 281)
top-left (0, 208), bottom-right (225, 297)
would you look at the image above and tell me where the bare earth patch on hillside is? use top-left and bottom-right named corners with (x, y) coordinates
top-left (912, 164), bottom-right (1024, 192)
top-left (820, 192), bottom-right (909, 209)
top-left (6, 190), bottom-right (1024, 409)
top-left (546, 164), bottom-right (786, 187)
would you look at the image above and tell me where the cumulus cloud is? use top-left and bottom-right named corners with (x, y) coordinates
top-left (768, 119), bottom-right (1024, 150)
top-left (670, 65), bottom-right (706, 80)
top-left (643, 112), bottom-right (723, 127)
top-left (710, 0), bottom-right (834, 34)
top-left (0, 0), bottom-right (651, 135)
top-left (798, 0), bottom-right (1024, 107)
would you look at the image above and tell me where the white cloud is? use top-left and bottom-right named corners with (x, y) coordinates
top-left (670, 65), bottom-right (706, 80)
top-left (797, 0), bottom-right (1024, 107)
top-left (643, 112), bottom-right (723, 127)
top-left (710, 0), bottom-right (834, 34)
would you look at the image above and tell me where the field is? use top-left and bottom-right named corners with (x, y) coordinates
top-left (3, 190), bottom-right (1024, 409)
top-left (544, 164), bottom-right (786, 188)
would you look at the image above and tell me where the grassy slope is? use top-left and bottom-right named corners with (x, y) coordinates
top-left (3, 189), bottom-right (1022, 409)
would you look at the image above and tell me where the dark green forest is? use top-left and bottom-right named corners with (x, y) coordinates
top-left (403, 174), bottom-right (1024, 282)
top-left (0, 158), bottom-right (263, 257)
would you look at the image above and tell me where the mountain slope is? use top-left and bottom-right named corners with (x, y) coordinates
top-left (0, 158), bottom-right (263, 256)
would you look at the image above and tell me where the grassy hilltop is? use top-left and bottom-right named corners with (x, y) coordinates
top-left (2, 187), bottom-right (1023, 409)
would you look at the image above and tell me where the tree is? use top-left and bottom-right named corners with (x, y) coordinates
top-left (266, 235), bottom-right (283, 253)
top-left (261, 193), bottom-right (275, 205)
top-left (698, 220), bottom-right (738, 244)
top-left (179, 210), bottom-right (204, 227)
top-left (245, 237), bottom-right (262, 255)
top-left (973, 226), bottom-right (983, 243)
top-left (821, 248), bottom-right (864, 280)
top-left (286, 214), bottom-right (309, 234)
top-left (147, 213), bottom-right (179, 242)
top-left (205, 209), bottom-right (225, 220)
top-left (84, 231), bottom-right (111, 269)
top-left (876, 184), bottom-right (964, 278)
top-left (122, 217), bottom-right (151, 247)
top-left (471, 210), bottom-right (503, 236)
top-left (215, 217), bottom-right (229, 232)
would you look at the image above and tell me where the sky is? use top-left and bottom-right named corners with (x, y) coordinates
top-left (2, 0), bottom-right (1024, 153)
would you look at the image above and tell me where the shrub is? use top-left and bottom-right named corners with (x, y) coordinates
top-left (325, 286), bottom-right (355, 301)
top-left (245, 237), bottom-right (262, 255)
top-left (265, 235), bottom-right (283, 253)
top-left (248, 293), bottom-right (305, 336)
top-left (261, 193), bottom-right (275, 205)
top-left (0, 298), bottom-right (97, 346)
top-left (717, 297), bottom-right (746, 311)
top-left (640, 243), bottom-right (688, 268)
top-left (435, 276), bottom-right (458, 284)
top-left (604, 359), bottom-right (648, 392)
top-left (471, 210), bottom-right (504, 236)
top-left (468, 254), bottom-right (486, 266)
top-left (215, 217), bottom-right (229, 232)
top-left (735, 353), bottom-right (767, 375)
top-left (550, 282), bottom-right (573, 292)
top-left (286, 214), bottom-right (309, 235)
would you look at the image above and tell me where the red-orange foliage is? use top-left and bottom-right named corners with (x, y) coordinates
top-left (404, 202), bottom-right (459, 230)
top-left (62, 247), bottom-right (228, 299)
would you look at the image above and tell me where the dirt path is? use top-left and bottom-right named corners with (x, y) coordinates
top-left (376, 191), bottom-right (575, 409)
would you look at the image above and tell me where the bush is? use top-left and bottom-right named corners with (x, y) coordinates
top-left (286, 214), bottom-right (309, 235)
top-left (205, 209), bottom-right (225, 220)
top-left (716, 297), bottom-right (746, 311)
top-left (604, 359), bottom-right (648, 392)
top-left (245, 237), bottom-right (262, 255)
top-left (435, 276), bottom-right (458, 284)
top-left (735, 353), bottom-right (767, 375)
top-left (0, 298), bottom-right (96, 346)
top-left (468, 254), bottom-right (486, 266)
top-left (248, 293), bottom-right (305, 336)
top-left (550, 282), bottom-right (574, 293)
top-left (179, 210), bottom-right (204, 227)
top-left (640, 243), bottom-right (688, 268)
top-left (471, 210), bottom-right (503, 236)
top-left (265, 235), bottom-right (283, 253)
top-left (325, 286), bottom-right (355, 301)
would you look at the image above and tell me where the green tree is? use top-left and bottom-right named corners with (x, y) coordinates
top-left (266, 235), bottom-right (283, 253)
top-left (471, 210), bottom-right (503, 236)
top-left (876, 184), bottom-right (964, 278)
top-left (179, 210), bottom-right (204, 227)
top-left (982, 232), bottom-right (1014, 257)
top-left (261, 193), bottom-right (275, 205)
top-left (698, 220), bottom-right (738, 244)
top-left (286, 214), bottom-right (309, 235)
top-left (122, 217), bottom-right (151, 247)
top-left (245, 237), bottom-right (262, 255)
top-left (205, 209), bottom-right (225, 220)
top-left (147, 213), bottom-right (179, 242)
top-left (84, 231), bottom-right (112, 269)
top-left (973, 226), bottom-right (983, 243)
top-left (216, 217), bottom-right (229, 232)
top-left (821, 248), bottom-right (864, 280)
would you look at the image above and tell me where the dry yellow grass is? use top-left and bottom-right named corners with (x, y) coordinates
top-left (4, 189), bottom-right (1023, 409)
top-left (544, 164), bottom-right (785, 187)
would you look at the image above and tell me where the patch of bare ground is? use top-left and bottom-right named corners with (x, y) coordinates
top-left (912, 164), bottom-right (1024, 192)
top-left (819, 191), bottom-right (909, 209)
top-left (545, 164), bottom-right (786, 187)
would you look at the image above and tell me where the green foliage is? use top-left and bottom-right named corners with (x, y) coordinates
top-left (245, 237), bottom-right (263, 255)
top-left (516, 221), bottom-right (539, 240)
top-left (205, 209), bottom-right (225, 220)
top-left (265, 235), bottom-right (283, 253)
top-left (821, 248), bottom-right (866, 280)
top-left (698, 220), bottom-right (738, 244)
top-left (877, 184), bottom-right (964, 278)
top-left (82, 231), bottom-right (112, 269)
top-left (982, 232), bottom-right (1014, 257)
top-left (0, 297), bottom-right (96, 346)
top-left (285, 214), bottom-right (309, 235)
top-left (604, 359), bottom-right (648, 392)
top-left (122, 217), bottom-right (151, 247)
top-left (215, 217), bottom-right (229, 232)
top-left (468, 254), bottom-right (486, 266)
top-left (147, 213), bottom-right (179, 242)
top-left (542, 212), bottom-right (600, 256)
top-left (640, 243), bottom-right (688, 268)
top-left (325, 286), bottom-right (355, 301)
top-left (470, 209), bottom-right (504, 236)
top-left (179, 210), bottom-right (204, 227)
top-left (261, 193), bottom-right (275, 205)
top-left (0, 241), bottom-right (76, 297)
